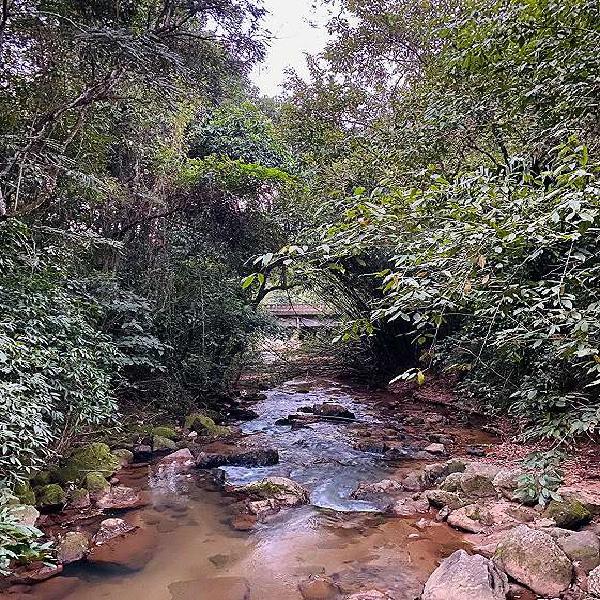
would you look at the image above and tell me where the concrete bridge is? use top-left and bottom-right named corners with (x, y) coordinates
top-left (264, 303), bottom-right (335, 328)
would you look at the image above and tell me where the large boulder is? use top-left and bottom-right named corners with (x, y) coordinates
top-left (492, 468), bottom-right (523, 498)
top-left (458, 473), bottom-right (497, 498)
top-left (153, 435), bottom-right (177, 452)
top-left (545, 498), bottom-right (592, 529)
top-left (388, 496), bottom-right (430, 517)
top-left (493, 525), bottom-right (573, 596)
top-left (346, 593), bottom-right (393, 600)
top-left (545, 528), bottom-right (600, 572)
top-left (421, 549), bottom-right (508, 600)
top-left (57, 442), bottom-right (120, 483)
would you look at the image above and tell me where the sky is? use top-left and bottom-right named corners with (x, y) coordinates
top-left (250, 0), bottom-right (331, 97)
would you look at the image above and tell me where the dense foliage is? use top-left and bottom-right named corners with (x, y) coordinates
top-left (0, 0), bottom-right (292, 486)
top-left (250, 0), bottom-right (600, 441)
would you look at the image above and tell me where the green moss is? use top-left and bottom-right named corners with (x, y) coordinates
top-left (84, 471), bottom-right (110, 493)
top-left (57, 442), bottom-right (120, 483)
top-left (185, 413), bottom-right (230, 437)
top-left (152, 426), bottom-right (178, 440)
top-left (14, 481), bottom-right (35, 505)
top-left (36, 484), bottom-right (66, 508)
top-left (153, 435), bottom-right (177, 451)
top-left (546, 499), bottom-right (592, 528)
top-left (29, 470), bottom-right (51, 487)
top-left (70, 488), bottom-right (90, 503)
top-left (112, 448), bottom-right (134, 466)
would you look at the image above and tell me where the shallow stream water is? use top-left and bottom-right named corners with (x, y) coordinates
top-left (22, 378), bottom-right (468, 600)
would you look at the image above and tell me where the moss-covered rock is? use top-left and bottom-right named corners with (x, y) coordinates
top-left (37, 484), bottom-right (66, 509)
top-left (69, 487), bottom-right (91, 509)
top-left (152, 426), bottom-right (178, 440)
top-left (14, 481), bottom-right (36, 505)
top-left (85, 471), bottom-right (110, 494)
top-left (112, 448), bottom-right (134, 467)
top-left (185, 413), bottom-right (230, 437)
top-left (153, 435), bottom-right (177, 452)
top-left (545, 498), bottom-right (592, 529)
top-left (57, 443), bottom-right (120, 484)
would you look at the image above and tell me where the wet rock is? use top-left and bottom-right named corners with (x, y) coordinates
top-left (421, 549), bottom-right (508, 600)
top-left (158, 448), bottom-right (194, 469)
top-left (93, 517), bottom-right (137, 545)
top-left (230, 514), bottom-right (258, 531)
top-left (56, 442), bottom-right (120, 483)
top-left (56, 531), bottom-right (90, 564)
top-left (388, 496), bottom-right (430, 517)
top-left (351, 479), bottom-right (404, 501)
top-left (238, 476), bottom-right (309, 511)
top-left (425, 489), bottom-right (470, 510)
top-left (545, 498), bottom-right (592, 529)
top-left (425, 443), bottom-right (446, 455)
top-left (299, 576), bottom-right (342, 599)
top-left (228, 407), bottom-right (260, 421)
top-left (13, 563), bottom-right (63, 583)
top-left (68, 488), bottom-right (91, 509)
top-left (7, 504), bottom-right (39, 526)
top-left (133, 444), bottom-right (153, 461)
top-left (311, 403), bottom-right (355, 420)
top-left (95, 485), bottom-right (143, 509)
top-left (36, 484), bottom-right (66, 510)
top-left (195, 446), bottom-right (279, 469)
top-left (545, 528), bottom-right (600, 572)
top-left (112, 448), bottom-right (134, 467)
top-left (493, 525), bottom-right (573, 596)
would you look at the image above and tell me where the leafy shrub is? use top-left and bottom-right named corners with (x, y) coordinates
top-left (513, 451), bottom-right (565, 507)
top-left (0, 506), bottom-right (52, 575)
top-left (0, 222), bottom-right (121, 485)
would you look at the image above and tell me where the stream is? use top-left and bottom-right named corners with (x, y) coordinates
top-left (22, 377), bottom-right (473, 600)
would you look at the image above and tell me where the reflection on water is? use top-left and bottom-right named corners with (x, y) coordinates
top-left (22, 378), bottom-right (467, 600)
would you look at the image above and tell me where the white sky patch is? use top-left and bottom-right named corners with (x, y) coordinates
top-left (251, 0), bottom-right (331, 97)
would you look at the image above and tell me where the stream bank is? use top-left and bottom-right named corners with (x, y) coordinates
top-left (4, 377), bottom-right (600, 600)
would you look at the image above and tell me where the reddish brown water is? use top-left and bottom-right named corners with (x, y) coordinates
top-left (13, 378), bottom-right (473, 600)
